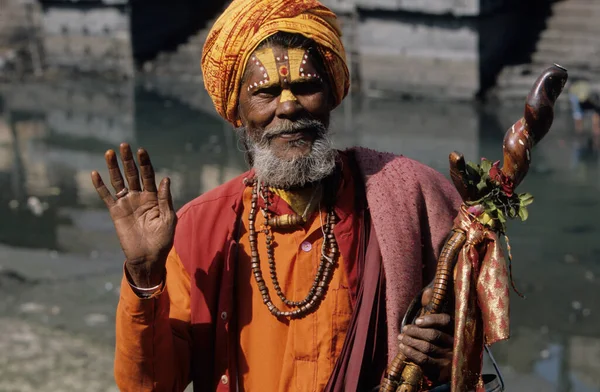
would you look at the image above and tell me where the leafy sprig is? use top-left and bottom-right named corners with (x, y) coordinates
top-left (464, 159), bottom-right (534, 232)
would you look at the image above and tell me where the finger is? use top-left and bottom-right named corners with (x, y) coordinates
top-left (137, 148), bottom-right (157, 193)
top-left (398, 333), bottom-right (448, 358)
top-left (91, 171), bottom-right (115, 208)
top-left (421, 286), bottom-right (434, 307)
top-left (105, 149), bottom-right (126, 193)
top-left (120, 143), bottom-right (141, 191)
top-left (401, 325), bottom-right (453, 348)
top-left (158, 177), bottom-right (175, 217)
top-left (415, 313), bottom-right (453, 333)
top-left (398, 342), bottom-right (431, 368)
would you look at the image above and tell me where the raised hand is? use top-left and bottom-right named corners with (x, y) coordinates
top-left (91, 143), bottom-right (176, 288)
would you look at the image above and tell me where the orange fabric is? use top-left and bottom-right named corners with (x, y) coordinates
top-left (114, 248), bottom-right (192, 391)
top-left (237, 186), bottom-right (354, 392)
top-left (201, 0), bottom-right (349, 126)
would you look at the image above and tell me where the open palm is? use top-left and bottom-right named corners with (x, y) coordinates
top-left (91, 143), bottom-right (176, 287)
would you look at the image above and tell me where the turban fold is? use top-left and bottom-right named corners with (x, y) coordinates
top-left (201, 0), bottom-right (349, 126)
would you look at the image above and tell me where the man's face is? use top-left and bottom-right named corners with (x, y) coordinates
top-left (238, 43), bottom-right (332, 161)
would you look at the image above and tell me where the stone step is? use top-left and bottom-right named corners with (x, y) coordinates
top-left (532, 51), bottom-right (600, 69)
top-left (546, 14), bottom-right (600, 32)
top-left (552, 1), bottom-right (600, 15)
top-left (490, 86), bottom-right (534, 101)
top-left (554, 0), bottom-right (600, 7)
top-left (490, 87), bottom-right (573, 110)
top-left (536, 40), bottom-right (600, 57)
top-left (496, 74), bottom-right (544, 88)
top-left (539, 29), bottom-right (600, 45)
top-left (498, 62), bottom-right (600, 85)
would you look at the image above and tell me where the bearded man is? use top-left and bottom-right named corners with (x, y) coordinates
top-left (91, 1), bottom-right (462, 391)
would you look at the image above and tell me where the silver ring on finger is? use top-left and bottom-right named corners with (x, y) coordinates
top-left (116, 187), bottom-right (129, 199)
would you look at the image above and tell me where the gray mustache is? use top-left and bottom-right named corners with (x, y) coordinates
top-left (261, 119), bottom-right (327, 141)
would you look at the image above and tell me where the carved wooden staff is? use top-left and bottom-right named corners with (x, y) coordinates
top-left (379, 64), bottom-right (568, 392)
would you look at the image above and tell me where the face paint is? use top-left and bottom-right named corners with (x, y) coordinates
top-left (280, 89), bottom-right (297, 102)
top-left (246, 47), bottom-right (323, 103)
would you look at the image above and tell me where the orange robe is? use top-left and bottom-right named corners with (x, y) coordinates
top-left (115, 160), bottom-right (361, 392)
top-left (237, 186), bottom-right (353, 391)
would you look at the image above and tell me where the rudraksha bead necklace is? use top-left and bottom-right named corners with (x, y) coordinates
top-left (247, 178), bottom-right (339, 319)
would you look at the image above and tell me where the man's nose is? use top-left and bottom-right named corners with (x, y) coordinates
top-left (276, 89), bottom-right (302, 120)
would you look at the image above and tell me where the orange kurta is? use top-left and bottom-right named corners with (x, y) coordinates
top-left (237, 186), bottom-right (353, 391)
top-left (115, 155), bottom-right (361, 392)
top-left (116, 188), bottom-right (356, 392)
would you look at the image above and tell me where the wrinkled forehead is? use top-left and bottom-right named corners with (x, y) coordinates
top-left (243, 44), bottom-right (324, 91)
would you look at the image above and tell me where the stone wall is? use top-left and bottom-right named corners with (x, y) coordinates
top-left (130, 0), bottom-right (227, 65)
top-left (40, 5), bottom-right (133, 77)
top-left (0, 0), bottom-right (43, 76)
top-left (321, 0), bottom-right (551, 100)
top-left (323, 0), bottom-right (479, 15)
top-left (357, 0), bottom-right (479, 15)
top-left (0, 79), bottom-right (135, 145)
top-left (0, 0), bottom-right (33, 44)
top-left (356, 12), bottom-right (479, 99)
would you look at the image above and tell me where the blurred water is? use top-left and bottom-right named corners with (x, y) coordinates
top-left (1, 78), bottom-right (599, 391)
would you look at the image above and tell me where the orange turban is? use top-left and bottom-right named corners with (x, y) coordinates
top-left (201, 0), bottom-right (349, 126)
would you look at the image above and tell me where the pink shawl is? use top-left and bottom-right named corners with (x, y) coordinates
top-left (353, 147), bottom-right (462, 361)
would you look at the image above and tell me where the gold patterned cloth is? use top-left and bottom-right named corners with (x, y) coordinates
top-left (451, 207), bottom-right (510, 392)
top-left (201, 0), bottom-right (349, 126)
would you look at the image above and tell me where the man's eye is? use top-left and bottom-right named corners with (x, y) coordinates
top-left (291, 81), bottom-right (323, 95)
top-left (254, 86), bottom-right (280, 97)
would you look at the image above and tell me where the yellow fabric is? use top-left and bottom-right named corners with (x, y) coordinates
top-left (201, 0), bottom-right (350, 126)
top-left (272, 186), bottom-right (320, 216)
top-left (237, 186), bottom-right (353, 392)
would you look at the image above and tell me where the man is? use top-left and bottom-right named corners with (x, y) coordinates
top-left (568, 78), bottom-right (600, 138)
top-left (91, 1), bottom-right (462, 391)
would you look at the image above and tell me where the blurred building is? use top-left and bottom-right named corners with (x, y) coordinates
top-left (142, 0), bottom-right (593, 103)
top-left (495, 0), bottom-right (600, 101)
top-left (35, 0), bottom-right (227, 77)
top-left (322, 0), bottom-right (565, 100)
top-left (39, 0), bottom-right (133, 77)
top-left (0, 0), bottom-right (43, 77)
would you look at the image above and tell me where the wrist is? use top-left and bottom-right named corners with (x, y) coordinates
top-left (125, 261), bottom-right (166, 288)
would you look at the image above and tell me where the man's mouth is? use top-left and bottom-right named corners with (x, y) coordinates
top-left (277, 131), bottom-right (307, 141)
top-left (270, 128), bottom-right (316, 142)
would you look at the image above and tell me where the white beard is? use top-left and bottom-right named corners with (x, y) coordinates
top-left (237, 119), bottom-right (337, 189)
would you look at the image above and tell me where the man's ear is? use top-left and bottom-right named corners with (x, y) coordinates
top-left (236, 102), bottom-right (245, 127)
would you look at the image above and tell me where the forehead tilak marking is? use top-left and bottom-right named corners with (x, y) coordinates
top-left (246, 47), bottom-right (322, 92)
top-left (246, 48), bottom-right (276, 91)
top-left (287, 47), bottom-right (322, 82)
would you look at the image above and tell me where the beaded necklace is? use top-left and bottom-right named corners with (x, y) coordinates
top-left (246, 178), bottom-right (339, 319)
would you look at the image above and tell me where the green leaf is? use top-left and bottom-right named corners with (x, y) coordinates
top-left (480, 159), bottom-right (492, 174)
top-left (509, 207), bottom-right (517, 218)
top-left (484, 200), bottom-right (497, 211)
top-left (477, 179), bottom-right (488, 192)
top-left (519, 193), bottom-right (534, 207)
top-left (518, 207), bottom-right (529, 221)
top-left (497, 210), bottom-right (506, 223)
